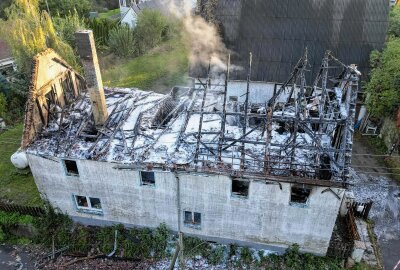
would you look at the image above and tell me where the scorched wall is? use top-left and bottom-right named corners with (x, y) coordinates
top-left (27, 153), bottom-right (345, 255)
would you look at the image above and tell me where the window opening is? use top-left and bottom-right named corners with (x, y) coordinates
top-left (63, 160), bottom-right (79, 176)
top-left (74, 195), bottom-right (103, 212)
top-left (290, 185), bottom-right (311, 204)
top-left (76, 195), bottom-right (88, 207)
top-left (231, 179), bottom-right (249, 198)
top-left (140, 171), bottom-right (155, 186)
top-left (184, 211), bottom-right (202, 227)
top-left (90, 197), bottom-right (102, 209)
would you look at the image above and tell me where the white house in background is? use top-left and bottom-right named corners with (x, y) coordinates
top-left (119, 0), bottom-right (165, 28)
top-left (119, 0), bottom-right (197, 28)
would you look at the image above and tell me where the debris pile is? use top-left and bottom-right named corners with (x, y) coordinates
top-left (27, 51), bottom-right (360, 183)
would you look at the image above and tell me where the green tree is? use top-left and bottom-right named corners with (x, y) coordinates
top-left (0, 0), bottom-right (12, 19)
top-left (53, 11), bottom-right (86, 48)
top-left (389, 6), bottom-right (400, 37)
top-left (1, 0), bottom-right (79, 74)
top-left (39, 0), bottom-right (91, 17)
top-left (365, 38), bottom-right (400, 117)
top-left (134, 10), bottom-right (170, 54)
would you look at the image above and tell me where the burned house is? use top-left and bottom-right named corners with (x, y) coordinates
top-left (22, 31), bottom-right (360, 255)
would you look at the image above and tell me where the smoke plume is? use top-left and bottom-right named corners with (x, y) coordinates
top-left (163, 0), bottom-right (233, 74)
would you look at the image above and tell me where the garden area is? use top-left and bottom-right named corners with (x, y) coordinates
top-left (0, 208), bottom-right (374, 269)
top-left (0, 124), bottom-right (41, 207)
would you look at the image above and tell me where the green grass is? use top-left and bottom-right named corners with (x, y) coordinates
top-left (101, 37), bottom-right (189, 92)
top-left (98, 8), bottom-right (120, 20)
top-left (0, 124), bottom-right (42, 206)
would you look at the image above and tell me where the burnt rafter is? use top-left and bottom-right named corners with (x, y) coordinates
top-left (27, 49), bottom-right (360, 185)
top-left (190, 50), bottom-right (359, 182)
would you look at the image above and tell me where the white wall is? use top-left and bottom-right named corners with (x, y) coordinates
top-left (121, 8), bottom-right (138, 28)
top-left (28, 154), bottom-right (344, 255)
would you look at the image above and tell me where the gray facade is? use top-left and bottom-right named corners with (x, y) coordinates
top-left (207, 0), bottom-right (389, 82)
top-left (28, 153), bottom-right (345, 255)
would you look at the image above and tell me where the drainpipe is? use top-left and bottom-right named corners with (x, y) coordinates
top-left (173, 171), bottom-right (185, 269)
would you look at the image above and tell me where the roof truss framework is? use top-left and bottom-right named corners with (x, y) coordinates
top-left (26, 50), bottom-right (360, 185)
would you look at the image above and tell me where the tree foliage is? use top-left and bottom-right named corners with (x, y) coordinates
top-left (88, 17), bottom-right (119, 47)
top-left (108, 25), bottom-right (135, 57)
top-left (365, 39), bottom-right (400, 118)
top-left (39, 0), bottom-right (91, 17)
top-left (1, 0), bottom-right (79, 74)
top-left (389, 6), bottom-right (400, 37)
top-left (0, 0), bottom-right (12, 19)
top-left (53, 11), bottom-right (86, 48)
top-left (134, 10), bottom-right (172, 54)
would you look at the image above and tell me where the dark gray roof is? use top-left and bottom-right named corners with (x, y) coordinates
top-left (196, 0), bottom-right (389, 83)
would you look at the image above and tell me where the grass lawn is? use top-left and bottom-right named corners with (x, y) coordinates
top-left (0, 124), bottom-right (42, 206)
top-left (98, 8), bottom-right (120, 20)
top-left (101, 37), bottom-right (189, 93)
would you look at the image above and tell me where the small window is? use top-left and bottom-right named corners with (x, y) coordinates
top-left (63, 159), bottom-right (79, 176)
top-left (184, 211), bottom-right (201, 228)
top-left (290, 185), bottom-right (312, 205)
top-left (76, 195), bottom-right (88, 207)
top-left (90, 197), bottom-right (102, 209)
top-left (231, 179), bottom-right (249, 198)
top-left (140, 171), bottom-right (155, 186)
top-left (74, 195), bottom-right (102, 213)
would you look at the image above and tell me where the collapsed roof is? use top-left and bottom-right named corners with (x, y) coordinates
top-left (24, 50), bottom-right (360, 186)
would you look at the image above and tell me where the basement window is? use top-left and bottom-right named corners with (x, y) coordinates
top-left (63, 159), bottom-right (79, 176)
top-left (184, 211), bottom-right (201, 229)
top-left (140, 171), bottom-right (155, 186)
top-left (74, 195), bottom-right (103, 214)
top-left (290, 185), bottom-right (312, 206)
top-left (231, 179), bottom-right (249, 198)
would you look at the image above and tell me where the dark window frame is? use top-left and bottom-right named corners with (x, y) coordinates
top-left (231, 179), bottom-right (250, 198)
top-left (140, 171), bottom-right (155, 186)
top-left (73, 194), bottom-right (103, 214)
top-left (290, 185), bottom-right (312, 206)
top-left (183, 211), bottom-right (202, 229)
top-left (63, 159), bottom-right (79, 176)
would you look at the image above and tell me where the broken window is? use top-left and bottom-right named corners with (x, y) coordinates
top-left (74, 195), bottom-right (102, 212)
top-left (290, 185), bottom-right (312, 205)
top-left (231, 179), bottom-right (249, 198)
top-left (140, 171), bottom-right (155, 186)
top-left (90, 197), bottom-right (102, 209)
top-left (184, 211), bottom-right (201, 228)
top-left (76, 195), bottom-right (88, 207)
top-left (63, 159), bottom-right (79, 176)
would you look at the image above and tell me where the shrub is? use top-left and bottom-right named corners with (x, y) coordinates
top-left (240, 246), bottom-right (253, 266)
top-left (53, 10), bottom-right (86, 48)
top-left (39, 0), bottom-right (91, 17)
top-left (209, 245), bottom-right (225, 265)
top-left (389, 6), bottom-right (400, 37)
top-left (88, 17), bottom-right (119, 47)
top-left (134, 9), bottom-right (170, 54)
top-left (0, 93), bottom-right (6, 120)
top-left (153, 223), bottom-right (169, 258)
top-left (108, 25), bottom-right (135, 57)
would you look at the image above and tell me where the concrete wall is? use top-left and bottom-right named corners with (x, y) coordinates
top-left (27, 154), bottom-right (344, 255)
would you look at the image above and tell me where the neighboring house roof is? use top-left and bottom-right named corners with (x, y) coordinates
top-left (0, 39), bottom-right (12, 60)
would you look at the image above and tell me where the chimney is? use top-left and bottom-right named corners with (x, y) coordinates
top-left (75, 30), bottom-right (108, 126)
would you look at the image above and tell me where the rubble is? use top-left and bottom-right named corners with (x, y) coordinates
top-left (25, 50), bottom-right (360, 185)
